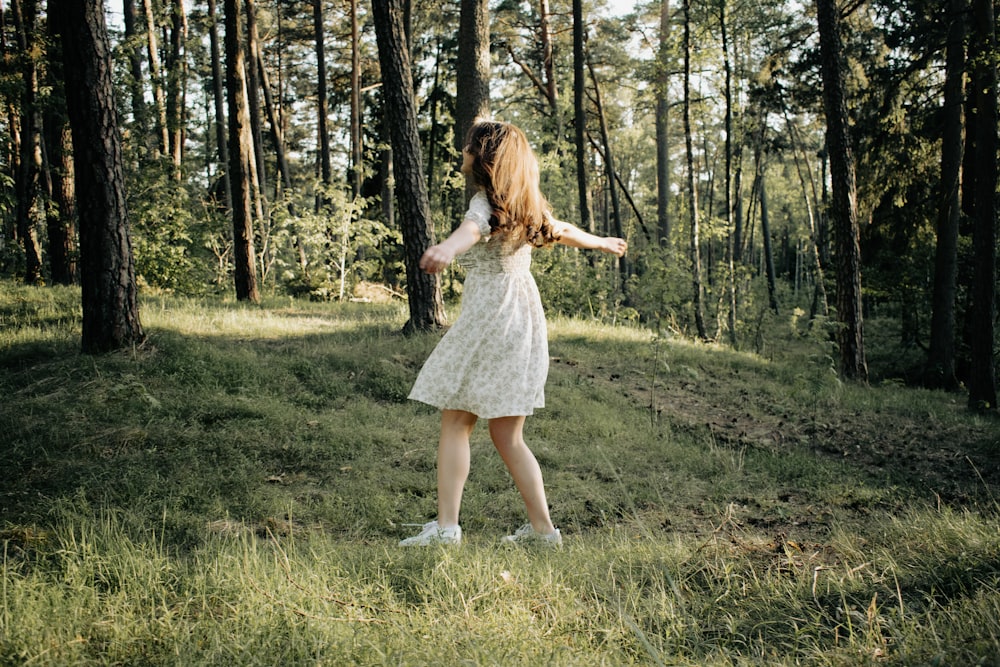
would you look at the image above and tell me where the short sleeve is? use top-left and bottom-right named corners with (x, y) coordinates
top-left (463, 192), bottom-right (493, 238)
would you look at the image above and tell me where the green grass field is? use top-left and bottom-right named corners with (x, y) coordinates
top-left (1, 282), bottom-right (998, 665)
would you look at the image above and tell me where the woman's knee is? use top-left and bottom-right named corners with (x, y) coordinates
top-left (441, 410), bottom-right (477, 437)
top-left (488, 416), bottom-right (526, 449)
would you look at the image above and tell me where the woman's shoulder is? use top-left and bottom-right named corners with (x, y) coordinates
top-left (464, 191), bottom-right (494, 235)
top-left (469, 191), bottom-right (492, 212)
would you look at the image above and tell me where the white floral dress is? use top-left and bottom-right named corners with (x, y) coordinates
top-left (408, 192), bottom-right (548, 419)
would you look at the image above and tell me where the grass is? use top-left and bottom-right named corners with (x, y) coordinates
top-left (1, 281), bottom-right (998, 666)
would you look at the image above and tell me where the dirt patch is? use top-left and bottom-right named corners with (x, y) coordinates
top-left (572, 358), bottom-right (1000, 507)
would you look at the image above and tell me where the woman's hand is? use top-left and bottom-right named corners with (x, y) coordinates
top-left (419, 244), bottom-right (455, 274)
top-left (418, 218), bottom-right (483, 274)
top-left (601, 237), bottom-right (628, 257)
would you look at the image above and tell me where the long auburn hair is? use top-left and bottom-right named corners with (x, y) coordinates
top-left (464, 121), bottom-right (560, 248)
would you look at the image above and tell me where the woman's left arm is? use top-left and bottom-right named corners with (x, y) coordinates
top-left (550, 219), bottom-right (628, 257)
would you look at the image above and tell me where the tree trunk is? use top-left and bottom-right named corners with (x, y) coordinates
top-left (166, 0), bottom-right (187, 178)
top-left (572, 0), bottom-right (593, 233)
top-left (455, 0), bottom-right (490, 201)
top-left (313, 0), bottom-right (331, 210)
top-left (245, 0), bottom-right (268, 208)
top-left (718, 0), bottom-right (737, 344)
top-left (53, 0), bottom-right (144, 353)
top-left (816, 0), bottom-right (868, 382)
top-left (142, 0), bottom-right (170, 157)
top-left (243, 0), bottom-right (270, 281)
top-left (0, 4), bottom-right (19, 252)
top-left (586, 58), bottom-right (626, 283)
top-left (926, 0), bottom-right (966, 390)
top-left (759, 176), bottom-right (779, 315)
top-left (966, 0), bottom-right (997, 411)
top-left (372, 0), bottom-right (446, 333)
top-left (655, 0), bottom-right (671, 245)
top-left (682, 0), bottom-right (707, 340)
top-left (11, 0), bottom-right (44, 285)
top-left (782, 111), bottom-right (828, 321)
top-left (256, 43), bottom-right (292, 205)
top-left (350, 0), bottom-right (362, 200)
top-left (224, 0), bottom-right (260, 302)
top-left (539, 0), bottom-right (562, 141)
top-left (122, 0), bottom-right (150, 146)
top-left (207, 0), bottom-right (231, 213)
top-left (44, 14), bottom-right (78, 285)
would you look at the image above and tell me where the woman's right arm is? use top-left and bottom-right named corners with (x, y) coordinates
top-left (419, 218), bottom-right (483, 274)
top-left (550, 219), bottom-right (628, 257)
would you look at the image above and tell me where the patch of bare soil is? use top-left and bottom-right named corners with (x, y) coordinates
top-left (584, 359), bottom-right (1000, 506)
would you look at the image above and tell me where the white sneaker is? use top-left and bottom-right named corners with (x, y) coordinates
top-left (399, 521), bottom-right (462, 546)
top-left (502, 523), bottom-right (562, 547)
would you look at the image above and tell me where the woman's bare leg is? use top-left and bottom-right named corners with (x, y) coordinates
top-left (488, 416), bottom-right (556, 534)
top-left (436, 409), bottom-right (478, 528)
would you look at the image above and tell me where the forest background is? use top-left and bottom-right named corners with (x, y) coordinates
top-left (0, 0), bottom-right (998, 398)
top-left (2, 1), bottom-right (1000, 663)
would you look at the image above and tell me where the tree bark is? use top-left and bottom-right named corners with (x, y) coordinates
top-left (224, 0), bottom-right (260, 302)
top-left (142, 0), bottom-right (170, 157)
top-left (539, 0), bottom-right (562, 141)
top-left (53, 0), bottom-right (144, 353)
top-left (572, 0), bottom-right (593, 233)
top-left (816, 0), bottom-right (868, 382)
top-left (122, 0), bottom-right (150, 147)
top-left (655, 0), bottom-right (671, 245)
top-left (926, 0), bottom-right (966, 390)
top-left (243, 0), bottom-right (270, 281)
top-left (207, 0), bottom-right (232, 213)
top-left (719, 0), bottom-right (737, 344)
top-left (759, 176), bottom-right (779, 315)
top-left (372, 0), bottom-right (446, 333)
top-left (313, 0), bottom-right (332, 209)
top-left (455, 0), bottom-right (490, 201)
top-left (682, 0), bottom-right (707, 339)
top-left (783, 112), bottom-right (828, 320)
top-left (44, 13), bottom-right (78, 285)
top-left (350, 0), bottom-right (363, 200)
top-left (966, 0), bottom-right (997, 411)
top-left (166, 0), bottom-right (187, 178)
top-left (586, 58), bottom-right (626, 283)
top-left (10, 0), bottom-right (44, 285)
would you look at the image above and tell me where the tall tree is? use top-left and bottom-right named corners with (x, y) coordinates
top-left (816, 0), bottom-right (867, 382)
top-left (586, 57), bottom-right (626, 282)
top-left (142, 0), bottom-right (170, 157)
top-left (44, 12), bottom-right (77, 285)
top-left (10, 0), bottom-right (43, 284)
top-left (455, 0), bottom-right (490, 200)
top-left (166, 0), bottom-right (187, 177)
top-left (224, 0), bottom-right (260, 302)
top-left (372, 0), bottom-right (446, 333)
top-left (965, 0), bottom-right (997, 410)
top-left (52, 0), bottom-right (144, 353)
top-left (122, 0), bottom-right (150, 150)
top-left (718, 0), bottom-right (736, 343)
top-left (572, 0), bottom-right (593, 232)
top-left (207, 0), bottom-right (232, 212)
top-left (655, 0), bottom-right (671, 245)
top-left (682, 0), bottom-right (707, 339)
top-left (926, 0), bottom-right (966, 390)
top-left (350, 0), bottom-right (362, 200)
top-left (313, 0), bottom-right (332, 209)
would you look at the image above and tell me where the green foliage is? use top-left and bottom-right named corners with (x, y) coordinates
top-left (126, 161), bottom-right (217, 295)
top-left (272, 185), bottom-right (404, 301)
top-left (533, 245), bottom-right (629, 322)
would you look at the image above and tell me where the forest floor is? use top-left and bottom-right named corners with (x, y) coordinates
top-left (3, 283), bottom-right (999, 666)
